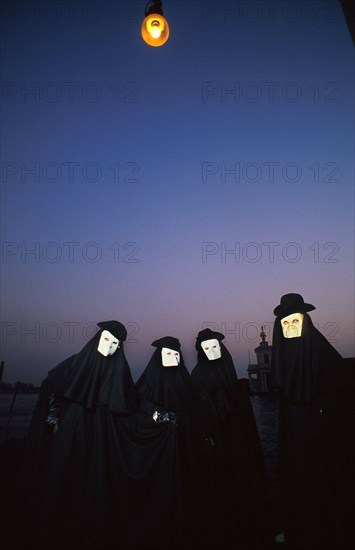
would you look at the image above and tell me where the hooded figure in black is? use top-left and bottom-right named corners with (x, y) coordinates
top-left (126, 336), bottom-right (198, 549)
top-left (191, 328), bottom-right (268, 550)
top-left (271, 294), bottom-right (354, 550)
top-left (18, 320), bottom-right (138, 549)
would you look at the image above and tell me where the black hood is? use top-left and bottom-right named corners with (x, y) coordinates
top-left (271, 312), bottom-right (344, 403)
top-left (48, 324), bottom-right (137, 414)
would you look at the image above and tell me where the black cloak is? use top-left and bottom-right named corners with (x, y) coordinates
top-left (191, 328), bottom-right (268, 549)
top-left (271, 311), bottom-right (344, 404)
top-left (136, 336), bottom-right (194, 413)
top-left (271, 295), bottom-right (353, 549)
top-left (18, 321), bottom-right (138, 549)
top-left (125, 336), bottom-right (199, 549)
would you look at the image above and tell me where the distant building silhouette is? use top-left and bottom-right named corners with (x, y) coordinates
top-left (247, 327), bottom-right (272, 393)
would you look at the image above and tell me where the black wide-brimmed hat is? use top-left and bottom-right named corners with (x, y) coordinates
top-left (273, 293), bottom-right (316, 317)
top-left (97, 320), bottom-right (127, 341)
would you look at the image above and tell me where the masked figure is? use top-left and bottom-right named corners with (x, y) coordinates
top-left (125, 336), bottom-right (198, 549)
top-left (271, 294), bottom-right (353, 549)
top-left (18, 320), bottom-right (137, 549)
top-left (191, 328), bottom-right (268, 549)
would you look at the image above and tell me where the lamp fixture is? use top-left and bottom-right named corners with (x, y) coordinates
top-left (141, 1), bottom-right (170, 47)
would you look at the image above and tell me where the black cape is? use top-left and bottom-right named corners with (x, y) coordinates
top-left (191, 331), bottom-right (268, 549)
top-left (271, 313), bottom-right (354, 549)
top-left (18, 327), bottom-right (138, 549)
top-left (129, 341), bottom-right (199, 549)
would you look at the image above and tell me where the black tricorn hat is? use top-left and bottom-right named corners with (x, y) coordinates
top-left (97, 320), bottom-right (127, 341)
top-left (195, 328), bottom-right (225, 350)
top-left (273, 293), bottom-right (316, 317)
top-left (151, 336), bottom-right (181, 351)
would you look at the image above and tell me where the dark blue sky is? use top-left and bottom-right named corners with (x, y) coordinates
top-left (1, 0), bottom-right (354, 384)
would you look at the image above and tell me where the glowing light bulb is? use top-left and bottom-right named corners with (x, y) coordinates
top-left (141, 13), bottom-right (169, 47)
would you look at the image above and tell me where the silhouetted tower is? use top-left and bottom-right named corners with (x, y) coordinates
top-left (247, 327), bottom-right (272, 392)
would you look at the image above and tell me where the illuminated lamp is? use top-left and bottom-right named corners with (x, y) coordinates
top-left (141, 0), bottom-right (169, 47)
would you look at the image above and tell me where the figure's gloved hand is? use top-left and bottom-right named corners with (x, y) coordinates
top-left (46, 393), bottom-right (62, 435)
top-left (201, 436), bottom-right (217, 460)
top-left (152, 410), bottom-right (178, 425)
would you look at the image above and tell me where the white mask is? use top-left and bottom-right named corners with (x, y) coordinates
top-left (201, 338), bottom-right (221, 360)
top-left (281, 313), bottom-right (304, 338)
top-left (97, 330), bottom-right (120, 356)
top-left (161, 347), bottom-right (180, 367)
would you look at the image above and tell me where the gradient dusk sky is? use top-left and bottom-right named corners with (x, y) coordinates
top-left (1, 0), bottom-right (354, 385)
